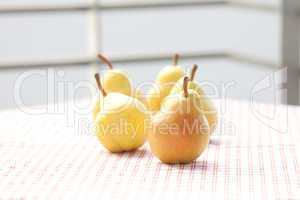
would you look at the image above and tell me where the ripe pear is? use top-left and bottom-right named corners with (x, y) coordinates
top-left (94, 73), bottom-right (150, 153)
top-left (92, 54), bottom-right (132, 121)
top-left (133, 88), bottom-right (147, 107)
top-left (170, 65), bottom-right (205, 96)
top-left (170, 65), bottom-right (218, 133)
top-left (93, 88), bottom-right (147, 121)
top-left (146, 83), bottom-right (172, 112)
top-left (148, 77), bottom-right (210, 164)
top-left (92, 73), bottom-right (108, 121)
top-left (92, 94), bottom-right (104, 121)
top-left (199, 97), bottom-right (218, 133)
top-left (98, 54), bottom-right (131, 96)
top-left (156, 54), bottom-right (183, 84)
top-left (146, 54), bottom-right (184, 112)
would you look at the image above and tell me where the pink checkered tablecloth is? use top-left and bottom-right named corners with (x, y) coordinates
top-left (0, 99), bottom-right (299, 199)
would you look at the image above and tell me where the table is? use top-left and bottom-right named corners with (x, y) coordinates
top-left (0, 99), bottom-right (299, 199)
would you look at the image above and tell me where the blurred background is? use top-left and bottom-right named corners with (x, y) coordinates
top-left (0, 0), bottom-right (297, 110)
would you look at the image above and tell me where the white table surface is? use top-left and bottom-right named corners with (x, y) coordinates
top-left (0, 99), bottom-right (299, 199)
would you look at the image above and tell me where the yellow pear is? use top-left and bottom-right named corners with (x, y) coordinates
top-left (92, 58), bottom-right (147, 121)
top-left (146, 84), bottom-right (171, 112)
top-left (94, 73), bottom-right (150, 153)
top-left (92, 94), bottom-right (104, 121)
top-left (156, 54), bottom-right (184, 85)
top-left (133, 88), bottom-right (147, 107)
top-left (148, 77), bottom-right (210, 164)
top-left (92, 54), bottom-right (132, 121)
top-left (199, 97), bottom-right (218, 133)
top-left (146, 54), bottom-right (184, 113)
top-left (170, 65), bottom-right (205, 96)
top-left (169, 65), bottom-right (218, 134)
top-left (98, 54), bottom-right (131, 96)
top-left (92, 73), bottom-right (107, 121)
top-left (93, 88), bottom-right (147, 121)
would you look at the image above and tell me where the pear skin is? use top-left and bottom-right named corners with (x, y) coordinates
top-left (170, 65), bottom-right (218, 134)
top-left (98, 54), bottom-right (132, 96)
top-left (92, 88), bottom-right (147, 122)
top-left (93, 73), bottom-right (150, 153)
top-left (133, 88), bottom-right (147, 108)
top-left (171, 79), bottom-right (217, 134)
top-left (156, 54), bottom-right (184, 85)
top-left (92, 94), bottom-right (105, 121)
top-left (156, 66), bottom-right (184, 86)
top-left (170, 77), bottom-right (205, 96)
top-left (198, 97), bottom-right (218, 133)
top-left (146, 54), bottom-right (184, 113)
top-left (102, 69), bottom-right (131, 96)
top-left (148, 80), bottom-right (210, 164)
top-left (95, 93), bottom-right (150, 152)
top-left (146, 84), bottom-right (172, 113)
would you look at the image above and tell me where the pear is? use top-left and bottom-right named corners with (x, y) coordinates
top-left (92, 54), bottom-right (132, 121)
top-left (133, 88), bottom-right (147, 107)
top-left (92, 56), bottom-right (148, 121)
top-left (148, 77), bottom-right (210, 164)
top-left (92, 73), bottom-right (108, 121)
top-left (169, 65), bottom-right (218, 134)
top-left (92, 94), bottom-right (104, 121)
top-left (94, 73), bottom-right (150, 153)
top-left (146, 84), bottom-right (172, 112)
top-left (170, 65), bottom-right (205, 96)
top-left (146, 54), bottom-right (184, 112)
top-left (93, 89), bottom-right (147, 121)
top-left (156, 54), bottom-right (184, 86)
top-left (98, 54), bottom-right (131, 96)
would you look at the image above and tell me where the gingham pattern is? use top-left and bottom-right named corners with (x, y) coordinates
top-left (0, 100), bottom-right (299, 199)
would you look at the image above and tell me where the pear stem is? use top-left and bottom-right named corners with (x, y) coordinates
top-left (97, 54), bottom-right (113, 70)
top-left (183, 76), bottom-right (189, 98)
top-left (173, 53), bottom-right (180, 66)
top-left (190, 64), bottom-right (198, 81)
top-left (94, 73), bottom-right (107, 97)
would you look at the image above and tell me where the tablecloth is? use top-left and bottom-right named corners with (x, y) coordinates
top-left (0, 99), bottom-right (299, 199)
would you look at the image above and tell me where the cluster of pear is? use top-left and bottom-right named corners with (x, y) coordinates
top-left (92, 54), bottom-right (217, 164)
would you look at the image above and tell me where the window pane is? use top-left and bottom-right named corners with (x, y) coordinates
top-left (0, 12), bottom-right (89, 61)
top-left (0, 65), bottom-right (93, 109)
top-left (241, 0), bottom-right (281, 7)
top-left (228, 7), bottom-right (280, 65)
top-left (0, 0), bottom-right (85, 6)
top-left (100, 6), bottom-right (232, 56)
top-left (100, 5), bottom-right (280, 65)
top-left (99, 0), bottom-right (281, 6)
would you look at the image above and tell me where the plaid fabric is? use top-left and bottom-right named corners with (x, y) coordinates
top-left (0, 100), bottom-right (299, 199)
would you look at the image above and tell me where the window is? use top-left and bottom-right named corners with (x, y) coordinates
top-left (2, 0), bottom-right (297, 108)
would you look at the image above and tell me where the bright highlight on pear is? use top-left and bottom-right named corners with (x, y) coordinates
top-left (147, 54), bottom-right (184, 113)
top-left (170, 64), bottom-right (218, 133)
top-left (94, 73), bottom-right (150, 153)
top-left (148, 77), bottom-right (210, 164)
